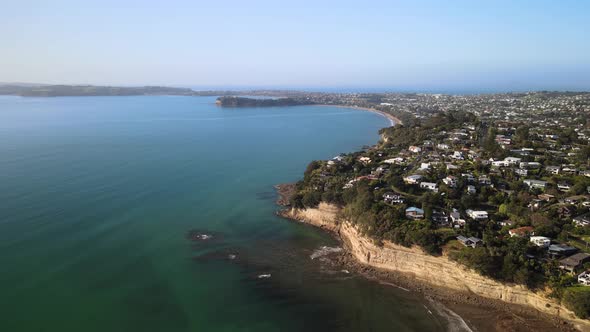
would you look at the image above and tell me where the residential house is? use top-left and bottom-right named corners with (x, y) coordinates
top-left (520, 162), bottom-right (541, 169)
top-left (578, 271), bottom-right (590, 286)
top-left (467, 185), bottom-right (476, 195)
top-left (457, 236), bottom-right (483, 248)
top-left (548, 244), bottom-right (578, 259)
top-left (558, 183), bottom-right (572, 192)
top-left (528, 199), bottom-right (545, 211)
top-left (505, 157), bottom-right (522, 165)
top-left (383, 192), bottom-right (404, 204)
top-left (565, 196), bottom-right (586, 205)
top-left (452, 151), bottom-right (464, 160)
top-left (409, 146), bottom-right (422, 153)
top-left (466, 209), bottom-right (488, 220)
top-left (530, 236), bottom-right (551, 248)
top-left (546, 166), bottom-right (561, 175)
top-left (478, 176), bottom-right (492, 186)
top-left (461, 173), bottom-right (475, 183)
top-left (538, 194), bottom-right (556, 202)
top-left (562, 166), bottom-right (578, 175)
top-left (450, 209), bottom-right (466, 228)
top-left (574, 214), bottom-right (590, 227)
top-left (515, 168), bottom-right (528, 176)
top-left (446, 163), bottom-right (459, 170)
top-left (559, 253), bottom-right (590, 273)
top-left (383, 157), bottom-right (404, 165)
top-left (437, 143), bottom-right (450, 150)
top-left (406, 207), bottom-right (425, 220)
top-left (431, 210), bottom-right (449, 226)
top-left (524, 179), bottom-right (547, 190)
top-left (443, 175), bottom-right (458, 188)
top-left (358, 156), bottom-right (371, 165)
top-left (492, 160), bottom-right (509, 167)
top-left (420, 182), bottom-right (438, 193)
top-left (403, 174), bottom-right (422, 185)
top-left (499, 220), bottom-right (515, 227)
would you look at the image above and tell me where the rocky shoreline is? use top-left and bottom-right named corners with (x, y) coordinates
top-left (274, 189), bottom-right (587, 331)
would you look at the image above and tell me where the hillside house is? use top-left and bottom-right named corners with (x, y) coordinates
top-left (420, 182), bottom-right (438, 193)
top-left (466, 209), bottom-right (488, 220)
top-left (548, 244), bottom-right (578, 258)
top-left (546, 166), bottom-right (560, 175)
top-left (574, 214), bottom-right (590, 227)
top-left (560, 253), bottom-right (590, 273)
top-left (405, 207), bottom-right (425, 220)
top-left (403, 174), bottom-right (422, 185)
top-left (457, 236), bottom-right (482, 248)
top-left (530, 236), bottom-right (551, 248)
top-left (409, 146), bottom-right (422, 153)
top-left (524, 179), bottom-right (547, 190)
top-left (383, 192), bottom-right (404, 204)
top-left (431, 210), bottom-right (449, 226)
top-left (443, 175), bottom-right (458, 188)
top-left (578, 271), bottom-right (590, 286)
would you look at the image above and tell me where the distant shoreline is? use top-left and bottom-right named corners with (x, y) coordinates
top-left (317, 104), bottom-right (400, 126)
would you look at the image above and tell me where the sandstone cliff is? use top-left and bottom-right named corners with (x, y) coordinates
top-left (281, 204), bottom-right (590, 331)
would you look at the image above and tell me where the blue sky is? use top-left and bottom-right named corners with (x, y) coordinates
top-left (1, 0), bottom-right (589, 91)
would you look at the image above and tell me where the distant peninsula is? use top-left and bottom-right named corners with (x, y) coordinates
top-left (0, 83), bottom-right (312, 98)
top-left (0, 84), bottom-right (198, 97)
top-left (215, 96), bottom-right (315, 107)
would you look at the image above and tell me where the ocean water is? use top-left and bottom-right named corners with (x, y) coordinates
top-left (0, 96), bottom-right (448, 331)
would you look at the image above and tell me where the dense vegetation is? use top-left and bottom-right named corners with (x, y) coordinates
top-left (290, 110), bottom-right (590, 317)
top-left (216, 96), bottom-right (315, 107)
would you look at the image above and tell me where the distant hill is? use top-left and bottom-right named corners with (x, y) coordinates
top-left (0, 84), bottom-right (196, 97)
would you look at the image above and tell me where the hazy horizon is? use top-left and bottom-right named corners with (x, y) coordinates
top-left (2, 0), bottom-right (590, 91)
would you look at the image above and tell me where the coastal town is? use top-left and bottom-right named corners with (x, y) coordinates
top-left (285, 91), bottom-right (590, 319)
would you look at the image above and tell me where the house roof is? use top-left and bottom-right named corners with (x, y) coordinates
top-left (560, 253), bottom-right (590, 266)
top-left (548, 244), bottom-right (577, 252)
top-left (406, 207), bottom-right (424, 213)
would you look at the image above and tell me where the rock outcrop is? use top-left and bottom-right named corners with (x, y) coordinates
top-left (281, 204), bottom-right (590, 331)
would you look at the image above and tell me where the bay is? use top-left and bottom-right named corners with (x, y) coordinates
top-left (0, 96), bottom-right (446, 331)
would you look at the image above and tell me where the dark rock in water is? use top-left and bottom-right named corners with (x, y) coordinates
top-left (186, 229), bottom-right (222, 242)
top-left (274, 183), bottom-right (296, 206)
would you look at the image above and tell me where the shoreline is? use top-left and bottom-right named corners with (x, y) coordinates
top-left (316, 104), bottom-right (401, 127)
top-left (273, 104), bottom-right (586, 331)
top-left (276, 205), bottom-right (582, 332)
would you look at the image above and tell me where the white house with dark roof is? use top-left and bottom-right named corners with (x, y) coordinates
top-left (466, 209), bottom-right (488, 220)
top-left (420, 182), bottom-right (438, 193)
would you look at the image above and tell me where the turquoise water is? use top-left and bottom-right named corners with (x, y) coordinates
top-left (0, 96), bottom-right (446, 331)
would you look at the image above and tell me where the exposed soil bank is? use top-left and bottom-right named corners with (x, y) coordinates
top-left (278, 203), bottom-right (590, 332)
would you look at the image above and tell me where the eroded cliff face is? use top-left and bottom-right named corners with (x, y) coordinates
top-left (283, 204), bottom-right (590, 331)
top-left (281, 202), bottom-right (341, 233)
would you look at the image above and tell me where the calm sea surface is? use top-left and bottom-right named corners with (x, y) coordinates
top-left (0, 96), bottom-right (448, 331)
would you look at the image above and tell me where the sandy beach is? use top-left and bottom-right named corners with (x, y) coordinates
top-left (317, 104), bottom-right (401, 126)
